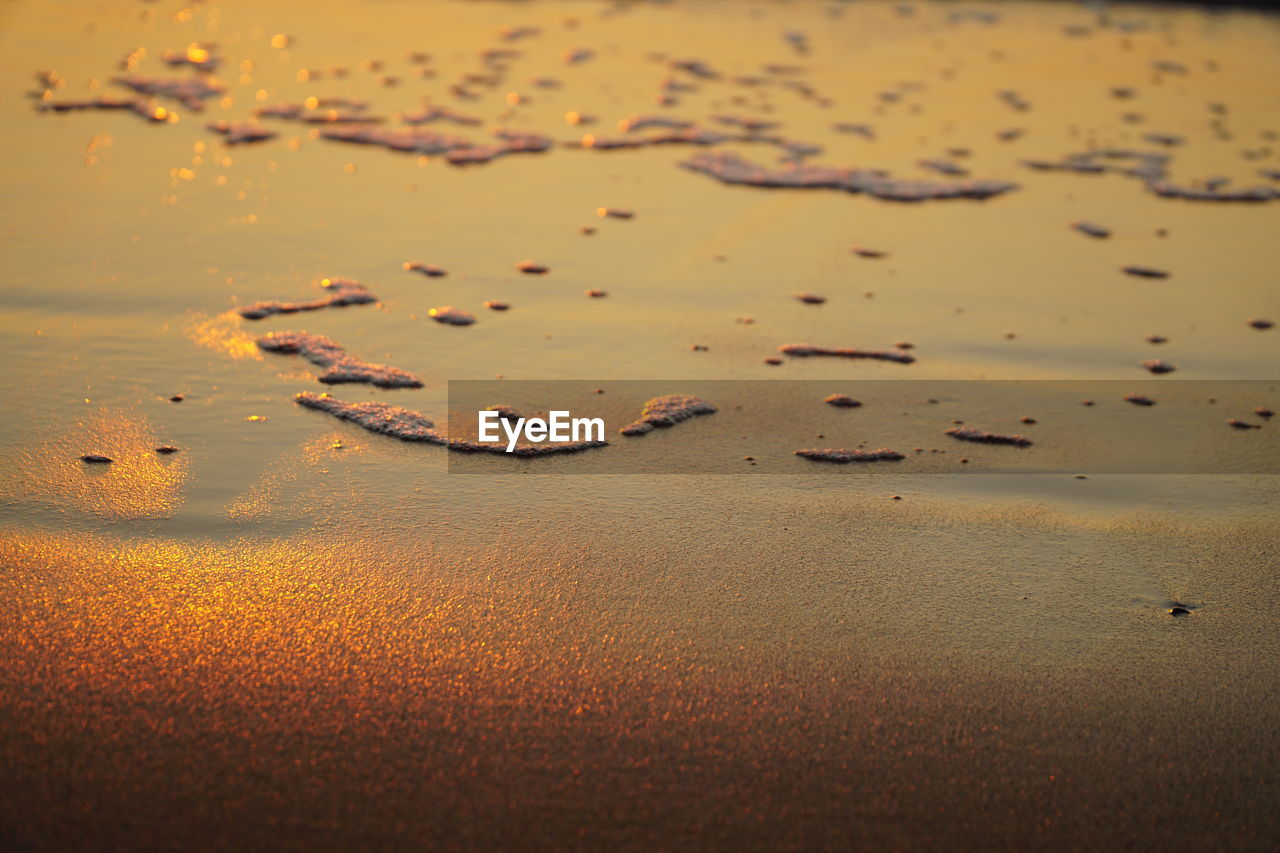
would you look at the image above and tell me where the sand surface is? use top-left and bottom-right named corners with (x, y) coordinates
top-left (1, 0), bottom-right (1278, 848)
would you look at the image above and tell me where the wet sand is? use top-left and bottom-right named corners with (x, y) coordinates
top-left (1, 0), bottom-right (1279, 849)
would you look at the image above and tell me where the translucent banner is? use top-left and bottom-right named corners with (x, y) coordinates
top-left (438, 380), bottom-right (1279, 474)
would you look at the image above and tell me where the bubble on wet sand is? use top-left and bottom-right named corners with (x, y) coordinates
top-left (617, 114), bottom-right (693, 132)
top-left (111, 74), bottom-right (225, 110)
top-left (917, 158), bottom-right (969, 177)
top-left (206, 120), bottom-right (275, 144)
top-left (162, 43), bottom-right (220, 72)
top-left (239, 277), bottom-right (377, 320)
top-left (1124, 394), bottom-right (1157, 406)
top-left (1148, 181), bottom-right (1276, 202)
top-left (832, 122), bottom-right (875, 140)
top-left (258, 101), bottom-right (381, 124)
top-left (779, 343), bottom-right (916, 364)
top-left (795, 292), bottom-right (826, 304)
top-left (1227, 419), bottom-right (1261, 430)
top-left (428, 306), bottom-right (476, 326)
top-left (1142, 359), bottom-right (1177, 374)
top-left (824, 394), bottom-right (862, 407)
top-left (398, 104), bottom-right (482, 126)
top-left (579, 127), bottom-right (736, 150)
top-left (620, 395), bottom-right (717, 436)
top-left (517, 261), bottom-right (549, 274)
top-left (319, 125), bottom-right (467, 153)
top-left (296, 392), bottom-right (607, 456)
top-left (35, 95), bottom-right (168, 124)
top-left (1248, 318), bottom-right (1273, 330)
top-left (681, 151), bottom-right (1018, 201)
top-left (482, 405), bottom-right (522, 420)
top-left (945, 428), bottom-right (1032, 447)
top-left (1024, 148), bottom-right (1278, 203)
top-left (296, 392), bottom-right (447, 443)
top-left (257, 331), bottom-right (423, 388)
top-left (403, 261), bottom-right (447, 277)
top-left (451, 435), bottom-right (610, 458)
top-left (561, 48), bottom-right (595, 65)
top-left (712, 114), bottom-right (780, 132)
top-left (795, 448), bottom-right (904, 463)
top-left (1122, 265), bottom-right (1170, 279)
top-left (1071, 221), bottom-right (1111, 238)
top-left (1142, 132), bottom-right (1185, 147)
top-left (484, 300), bottom-right (509, 311)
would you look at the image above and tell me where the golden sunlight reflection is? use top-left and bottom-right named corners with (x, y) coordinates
top-left (2, 409), bottom-right (190, 519)
top-left (225, 431), bottom-right (365, 520)
top-left (184, 310), bottom-right (263, 361)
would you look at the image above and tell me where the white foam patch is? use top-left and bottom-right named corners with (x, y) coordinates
top-left (258, 332), bottom-right (422, 388)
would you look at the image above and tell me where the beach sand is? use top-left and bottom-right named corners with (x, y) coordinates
top-left (1, 0), bottom-right (1277, 848)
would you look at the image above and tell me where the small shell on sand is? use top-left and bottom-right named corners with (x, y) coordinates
top-left (1122, 266), bottom-right (1170, 279)
top-left (517, 261), bottom-right (549, 274)
top-left (583, 289), bottom-right (608, 299)
top-left (1249, 318), bottom-right (1274, 329)
top-left (1227, 419), bottom-right (1260, 429)
top-left (852, 247), bottom-right (888, 258)
top-left (484, 300), bottom-right (509, 311)
top-left (239, 277), bottom-right (376, 320)
top-left (155, 446), bottom-right (180, 454)
top-left (620, 395), bottom-right (717, 436)
top-left (596, 207), bottom-right (634, 219)
top-left (428, 306), bottom-right (476, 326)
top-left (1146, 335), bottom-right (1168, 344)
top-left (795, 448), bottom-right (904, 463)
top-left (1124, 394), bottom-right (1156, 406)
top-left (944, 428), bottom-right (1032, 447)
top-left (80, 454), bottom-right (113, 463)
top-left (1142, 359), bottom-right (1176, 374)
top-left (779, 343), bottom-right (915, 364)
top-left (795, 293), bottom-right (826, 304)
top-left (824, 394), bottom-right (862, 408)
top-left (1255, 407), bottom-right (1275, 418)
top-left (404, 261), bottom-right (447, 277)
top-left (257, 331), bottom-right (423, 388)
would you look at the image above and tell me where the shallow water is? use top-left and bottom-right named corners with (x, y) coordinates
top-left (2, 0), bottom-right (1279, 848)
